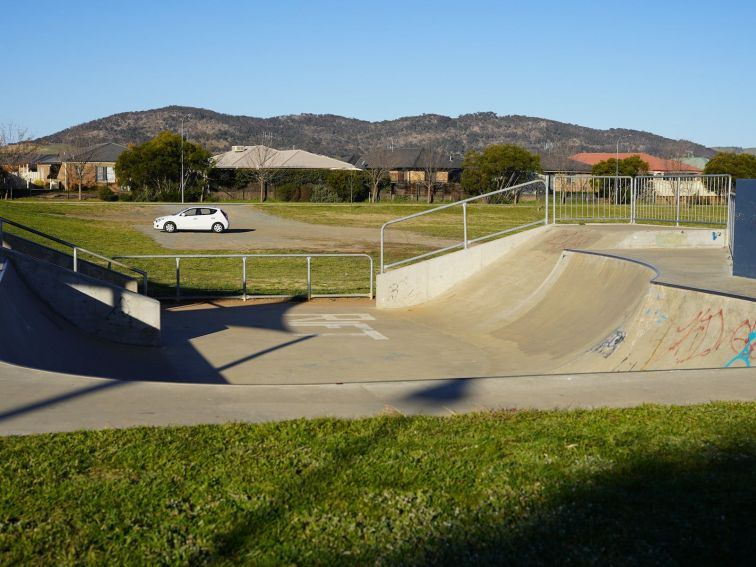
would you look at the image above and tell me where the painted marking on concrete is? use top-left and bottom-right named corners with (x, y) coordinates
top-left (725, 331), bottom-right (756, 368)
top-left (286, 313), bottom-right (388, 341)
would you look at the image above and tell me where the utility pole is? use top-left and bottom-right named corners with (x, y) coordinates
top-left (180, 114), bottom-right (191, 203)
top-left (180, 116), bottom-right (185, 204)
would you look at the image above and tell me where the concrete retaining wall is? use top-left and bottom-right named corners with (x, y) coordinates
top-left (1, 233), bottom-right (139, 292)
top-left (377, 226), bottom-right (548, 309)
top-left (616, 228), bottom-right (727, 248)
top-left (1, 248), bottom-right (160, 346)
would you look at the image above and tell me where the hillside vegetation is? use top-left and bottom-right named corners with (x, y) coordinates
top-left (39, 106), bottom-right (713, 160)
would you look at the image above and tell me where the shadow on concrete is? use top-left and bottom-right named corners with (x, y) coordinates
top-left (188, 431), bottom-right (756, 565)
top-left (404, 378), bottom-right (471, 404)
top-left (0, 257), bottom-right (310, 384)
top-left (0, 380), bottom-right (128, 424)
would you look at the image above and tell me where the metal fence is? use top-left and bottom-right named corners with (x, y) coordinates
top-left (552, 174), bottom-right (731, 226)
top-left (380, 179), bottom-right (547, 273)
top-left (634, 175), bottom-right (730, 226)
top-left (113, 253), bottom-right (374, 301)
top-left (551, 175), bottom-right (633, 223)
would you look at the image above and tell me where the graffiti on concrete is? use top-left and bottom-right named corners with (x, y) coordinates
top-left (725, 324), bottom-right (756, 368)
top-left (591, 329), bottom-right (626, 358)
top-left (667, 309), bottom-right (724, 363)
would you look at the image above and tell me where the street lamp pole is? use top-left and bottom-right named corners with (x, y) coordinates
top-left (180, 117), bottom-right (185, 204)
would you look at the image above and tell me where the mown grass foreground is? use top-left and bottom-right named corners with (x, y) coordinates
top-left (1, 403), bottom-right (755, 565)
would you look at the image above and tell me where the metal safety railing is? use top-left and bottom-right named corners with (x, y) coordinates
top-left (552, 174), bottom-right (731, 227)
top-left (0, 216), bottom-right (148, 291)
top-left (380, 179), bottom-right (548, 273)
top-left (551, 175), bottom-right (634, 223)
top-left (112, 253), bottom-right (374, 301)
top-left (633, 174), bottom-right (730, 226)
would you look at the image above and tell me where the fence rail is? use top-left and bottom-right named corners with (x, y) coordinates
top-left (380, 179), bottom-right (547, 273)
top-left (113, 253), bottom-right (374, 301)
top-left (0, 216), bottom-right (148, 291)
top-left (552, 174), bottom-right (731, 226)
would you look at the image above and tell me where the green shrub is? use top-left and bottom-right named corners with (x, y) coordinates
top-left (309, 184), bottom-right (341, 203)
top-left (97, 187), bottom-right (118, 201)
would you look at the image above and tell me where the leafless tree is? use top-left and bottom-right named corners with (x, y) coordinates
top-left (361, 146), bottom-right (392, 203)
top-left (63, 140), bottom-right (101, 201)
top-left (420, 146), bottom-right (446, 204)
top-left (250, 132), bottom-right (280, 202)
top-left (0, 123), bottom-right (37, 199)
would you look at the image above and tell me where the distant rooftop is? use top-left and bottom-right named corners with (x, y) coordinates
top-left (571, 152), bottom-right (703, 173)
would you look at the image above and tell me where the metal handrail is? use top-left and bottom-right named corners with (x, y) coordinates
top-left (379, 179), bottom-right (547, 273)
top-left (0, 215), bottom-right (148, 291)
top-left (112, 252), bottom-right (374, 301)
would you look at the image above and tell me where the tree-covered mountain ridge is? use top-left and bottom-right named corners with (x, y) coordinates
top-left (39, 105), bottom-right (716, 161)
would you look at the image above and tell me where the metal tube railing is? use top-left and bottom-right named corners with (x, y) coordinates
top-left (0, 215), bottom-right (148, 292)
top-left (113, 253), bottom-right (374, 301)
top-left (379, 179), bottom-right (546, 273)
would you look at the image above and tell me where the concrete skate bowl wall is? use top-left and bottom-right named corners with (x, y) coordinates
top-left (550, 253), bottom-right (756, 373)
top-left (418, 248), bottom-right (756, 377)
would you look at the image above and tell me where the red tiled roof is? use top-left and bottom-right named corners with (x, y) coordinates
top-left (570, 152), bottom-right (702, 173)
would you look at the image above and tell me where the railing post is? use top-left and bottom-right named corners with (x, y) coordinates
top-left (175, 257), bottom-right (181, 302)
top-left (368, 255), bottom-right (374, 299)
top-left (544, 177), bottom-right (549, 225)
top-left (552, 179), bottom-right (557, 224)
top-left (630, 177), bottom-right (636, 224)
top-left (675, 176), bottom-right (681, 227)
top-left (379, 226), bottom-right (385, 274)
top-left (306, 256), bottom-right (312, 300)
top-left (462, 202), bottom-right (468, 249)
top-left (242, 256), bottom-right (247, 300)
top-left (73, 248), bottom-right (78, 272)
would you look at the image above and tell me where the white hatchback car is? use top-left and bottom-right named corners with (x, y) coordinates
top-left (153, 207), bottom-right (230, 233)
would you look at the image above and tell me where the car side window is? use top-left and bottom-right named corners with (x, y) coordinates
top-left (183, 208), bottom-right (199, 216)
top-left (200, 208), bottom-right (214, 215)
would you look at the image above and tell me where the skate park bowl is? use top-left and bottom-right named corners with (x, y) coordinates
top-left (1, 223), bottom-right (755, 383)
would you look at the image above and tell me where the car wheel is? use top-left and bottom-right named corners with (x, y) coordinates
top-left (164, 222), bottom-right (176, 233)
top-left (212, 222), bottom-right (225, 233)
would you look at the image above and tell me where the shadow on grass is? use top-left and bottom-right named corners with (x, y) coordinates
top-left (190, 432), bottom-right (756, 566)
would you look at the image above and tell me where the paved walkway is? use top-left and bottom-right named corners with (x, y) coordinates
top-left (1, 362), bottom-right (754, 435)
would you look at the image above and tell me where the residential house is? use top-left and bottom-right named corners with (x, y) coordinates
top-left (60, 142), bottom-right (128, 191)
top-left (355, 148), bottom-right (463, 199)
top-left (570, 152), bottom-right (702, 175)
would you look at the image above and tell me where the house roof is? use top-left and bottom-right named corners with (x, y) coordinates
top-left (570, 152), bottom-right (702, 173)
top-left (539, 155), bottom-right (593, 173)
top-left (356, 148), bottom-right (463, 170)
top-left (67, 142), bottom-right (128, 163)
top-left (213, 146), bottom-right (358, 170)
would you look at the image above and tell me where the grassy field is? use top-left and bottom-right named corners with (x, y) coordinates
top-left (0, 202), bottom-right (544, 297)
top-left (0, 203), bottom-right (399, 297)
top-left (1, 403), bottom-right (754, 565)
top-left (0, 199), bottom-right (726, 298)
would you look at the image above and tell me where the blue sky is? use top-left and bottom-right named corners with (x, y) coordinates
top-left (2, 0), bottom-right (754, 147)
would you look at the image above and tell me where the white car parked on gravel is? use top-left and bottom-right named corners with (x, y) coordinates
top-left (153, 207), bottom-right (229, 233)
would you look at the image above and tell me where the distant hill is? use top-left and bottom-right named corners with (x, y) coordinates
top-left (711, 146), bottom-right (756, 156)
top-left (39, 106), bottom-right (716, 161)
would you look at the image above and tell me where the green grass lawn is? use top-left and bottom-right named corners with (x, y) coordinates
top-left (1, 403), bottom-right (754, 565)
top-left (0, 203), bottom-right (398, 297)
top-left (262, 201), bottom-right (546, 241)
top-left (0, 199), bottom-right (725, 298)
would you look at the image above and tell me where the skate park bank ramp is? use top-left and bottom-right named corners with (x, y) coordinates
top-left (1, 224), bottom-right (753, 388)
